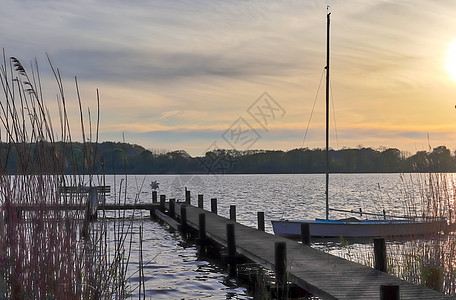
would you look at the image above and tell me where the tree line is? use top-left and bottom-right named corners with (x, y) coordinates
top-left (1, 141), bottom-right (455, 174)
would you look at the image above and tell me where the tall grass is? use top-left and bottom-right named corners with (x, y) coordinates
top-left (330, 173), bottom-right (456, 295)
top-left (390, 173), bottom-right (456, 294)
top-left (0, 52), bottom-right (134, 299)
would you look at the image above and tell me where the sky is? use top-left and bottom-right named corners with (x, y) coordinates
top-left (2, 0), bottom-right (456, 157)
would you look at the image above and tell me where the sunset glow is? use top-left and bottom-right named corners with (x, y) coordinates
top-left (447, 39), bottom-right (456, 82)
top-left (2, 1), bottom-right (456, 156)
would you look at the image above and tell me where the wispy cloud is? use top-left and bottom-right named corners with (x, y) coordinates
top-left (2, 0), bottom-right (456, 155)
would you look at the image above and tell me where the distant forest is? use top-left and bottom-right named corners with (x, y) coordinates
top-left (1, 141), bottom-right (455, 174)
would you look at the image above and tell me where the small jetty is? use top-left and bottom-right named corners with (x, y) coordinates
top-left (5, 189), bottom-right (451, 299)
top-left (151, 192), bottom-right (449, 300)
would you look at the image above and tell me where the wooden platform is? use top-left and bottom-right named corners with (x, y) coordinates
top-left (5, 203), bottom-right (160, 212)
top-left (59, 185), bottom-right (111, 194)
top-left (166, 202), bottom-right (449, 300)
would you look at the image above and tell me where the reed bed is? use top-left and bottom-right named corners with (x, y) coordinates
top-left (0, 52), bottom-right (136, 299)
top-left (329, 172), bottom-right (456, 295)
top-left (390, 173), bottom-right (456, 294)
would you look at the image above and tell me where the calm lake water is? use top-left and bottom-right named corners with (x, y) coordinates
top-left (98, 173), bottom-right (430, 299)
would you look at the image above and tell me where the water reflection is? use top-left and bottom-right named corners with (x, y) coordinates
top-left (116, 219), bottom-right (251, 299)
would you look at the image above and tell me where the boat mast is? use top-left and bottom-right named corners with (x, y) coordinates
top-left (325, 11), bottom-right (330, 220)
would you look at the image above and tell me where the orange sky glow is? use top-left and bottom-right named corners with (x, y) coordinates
top-left (2, 1), bottom-right (456, 156)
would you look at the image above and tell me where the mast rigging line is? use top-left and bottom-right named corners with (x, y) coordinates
top-left (301, 68), bottom-right (325, 149)
top-left (330, 80), bottom-right (339, 150)
top-left (300, 73), bottom-right (340, 151)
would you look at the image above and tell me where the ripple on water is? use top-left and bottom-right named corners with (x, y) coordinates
top-left (115, 214), bottom-right (251, 299)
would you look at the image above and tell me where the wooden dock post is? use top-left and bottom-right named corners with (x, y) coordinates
top-left (257, 211), bottom-right (265, 231)
top-left (180, 205), bottom-right (188, 234)
top-left (160, 195), bottom-right (166, 213)
top-left (185, 189), bottom-right (191, 204)
top-left (169, 199), bottom-right (176, 219)
top-left (226, 223), bottom-right (237, 276)
top-left (198, 194), bottom-right (204, 209)
top-left (197, 213), bottom-right (207, 254)
top-left (230, 205), bottom-right (236, 222)
top-left (380, 285), bottom-right (399, 300)
top-left (275, 241), bottom-right (287, 300)
top-left (211, 198), bottom-right (217, 214)
top-left (87, 187), bottom-right (99, 221)
top-left (374, 238), bottom-right (387, 273)
top-left (152, 190), bottom-right (158, 203)
top-left (301, 223), bottom-right (311, 246)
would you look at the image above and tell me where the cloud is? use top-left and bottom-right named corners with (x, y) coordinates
top-left (3, 0), bottom-right (456, 155)
top-left (157, 110), bottom-right (181, 121)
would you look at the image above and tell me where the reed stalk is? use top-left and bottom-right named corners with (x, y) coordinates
top-left (331, 172), bottom-right (456, 295)
top-left (0, 52), bottom-right (134, 299)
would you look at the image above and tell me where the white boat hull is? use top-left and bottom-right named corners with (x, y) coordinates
top-left (271, 219), bottom-right (447, 239)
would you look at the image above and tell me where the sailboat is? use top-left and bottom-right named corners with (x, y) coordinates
top-left (271, 12), bottom-right (447, 239)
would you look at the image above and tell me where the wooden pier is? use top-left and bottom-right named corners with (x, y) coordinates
top-left (9, 203), bottom-right (160, 212)
top-left (8, 186), bottom-right (160, 219)
top-left (156, 199), bottom-right (449, 300)
top-left (4, 188), bottom-right (451, 299)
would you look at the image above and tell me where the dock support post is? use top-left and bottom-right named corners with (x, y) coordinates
top-left (211, 198), bottom-right (217, 214)
top-left (230, 205), bottom-right (236, 222)
top-left (198, 194), bottom-right (204, 209)
top-left (257, 211), bottom-right (265, 231)
top-left (88, 187), bottom-right (98, 221)
top-left (226, 223), bottom-right (237, 276)
top-left (275, 242), bottom-right (287, 300)
top-left (169, 199), bottom-right (176, 219)
top-left (159, 195), bottom-right (166, 213)
top-left (380, 285), bottom-right (399, 300)
top-left (374, 238), bottom-right (387, 272)
top-left (301, 223), bottom-right (311, 246)
top-left (185, 189), bottom-right (191, 204)
top-left (197, 213), bottom-right (207, 254)
top-left (149, 209), bottom-right (155, 219)
top-left (152, 191), bottom-right (157, 203)
top-left (180, 205), bottom-right (188, 235)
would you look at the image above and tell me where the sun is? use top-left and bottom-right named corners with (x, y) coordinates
top-left (446, 39), bottom-right (456, 82)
